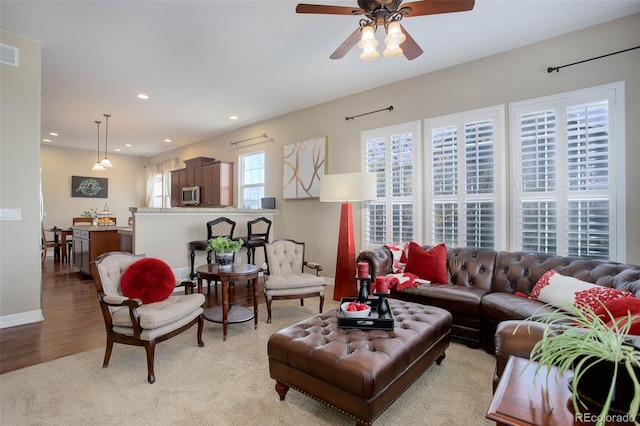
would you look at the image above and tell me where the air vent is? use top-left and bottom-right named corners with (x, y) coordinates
top-left (0, 43), bottom-right (19, 67)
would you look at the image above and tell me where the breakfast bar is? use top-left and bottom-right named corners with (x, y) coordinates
top-left (129, 207), bottom-right (278, 279)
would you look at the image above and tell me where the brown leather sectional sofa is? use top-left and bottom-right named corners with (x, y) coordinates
top-left (356, 246), bottom-right (640, 351)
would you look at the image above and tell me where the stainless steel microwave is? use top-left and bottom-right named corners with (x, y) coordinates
top-left (181, 186), bottom-right (200, 205)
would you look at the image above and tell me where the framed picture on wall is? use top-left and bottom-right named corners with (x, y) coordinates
top-left (71, 176), bottom-right (108, 198)
top-left (283, 136), bottom-right (327, 199)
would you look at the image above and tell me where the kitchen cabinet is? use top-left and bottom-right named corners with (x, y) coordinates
top-left (200, 161), bottom-right (234, 207)
top-left (170, 168), bottom-right (186, 207)
top-left (184, 157), bottom-right (216, 187)
top-left (72, 227), bottom-right (121, 275)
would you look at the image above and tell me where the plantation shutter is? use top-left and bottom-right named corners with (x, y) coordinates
top-left (363, 122), bottom-right (420, 248)
top-left (511, 84), bottom-right (621, 260)
top-left (426, 106), bottom-right (504, 249)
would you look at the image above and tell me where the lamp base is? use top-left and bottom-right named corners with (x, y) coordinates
top-left (333, 203), bottom-right (357, 301)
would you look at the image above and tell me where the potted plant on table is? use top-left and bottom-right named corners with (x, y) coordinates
top-left (206, 236), bottom-right (244, 270)
top-left (521, 303), bottom-right (640, 426)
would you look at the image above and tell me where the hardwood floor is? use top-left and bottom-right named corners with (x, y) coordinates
top-left (0, 258), bottom-right (262, 374)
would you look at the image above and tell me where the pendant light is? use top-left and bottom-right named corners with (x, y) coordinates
top-left (91, 120), bottom-right (105, 171)
top-left (100, 113), bottom-right (113, 167)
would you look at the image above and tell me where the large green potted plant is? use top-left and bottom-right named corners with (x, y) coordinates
top-left (521, 304), bottom-right (640, 426)
top-left (206, 236), bottom-right (244, 270)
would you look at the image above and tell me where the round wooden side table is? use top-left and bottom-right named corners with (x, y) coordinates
top-left (196, 263), bottom-right (259, 341)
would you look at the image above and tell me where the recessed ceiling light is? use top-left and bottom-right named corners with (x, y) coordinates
top-left (49, 132), bottom-right (58, 136)
top-left (137, 93), bottom-right (149, 100)
top-left (229, 115), bottom-right (238, 120)
top-left (42, 138), bottom-right (52, 142)
top-left (114, 148), bottom-right (121, 152)
top-left (164, 139), bottom-right (172, 143)
top-left (125, 144), bottom-right (132, 147)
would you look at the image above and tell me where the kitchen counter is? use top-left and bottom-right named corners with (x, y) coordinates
top-left (72, 226), bottom-right (123, 275)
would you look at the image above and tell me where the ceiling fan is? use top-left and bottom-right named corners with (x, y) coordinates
top-left (296, 0), bottom-right (475, 60)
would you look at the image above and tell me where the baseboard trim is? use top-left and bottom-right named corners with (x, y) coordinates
top-left (0, 309), bottom-right (44, 329)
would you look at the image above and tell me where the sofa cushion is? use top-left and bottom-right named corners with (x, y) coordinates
top-left (530, 269), bottom-right (633, 313)
top-left (404, 243), bottom-right (448, 284)
top-left (397, 283), bottom-right (488, 318)
top-left (120, 258), bottom-right (176, 304)
top-left (482, 292), bottom-right (557, 323)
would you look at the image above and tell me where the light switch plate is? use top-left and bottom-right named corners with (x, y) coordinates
top-left (0, 208), bottom-right (21, 221)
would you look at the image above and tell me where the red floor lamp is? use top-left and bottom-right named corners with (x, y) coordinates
top-left (320, 172), bottom-right (377, 301)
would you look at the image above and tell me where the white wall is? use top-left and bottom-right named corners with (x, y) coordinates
top-left (0, 30), bottom-right (43, 326)
top-left (40, 145), bottom-right (145, 230)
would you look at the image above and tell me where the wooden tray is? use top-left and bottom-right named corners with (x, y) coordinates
top-left (337, 297), bottom-right (394, 330)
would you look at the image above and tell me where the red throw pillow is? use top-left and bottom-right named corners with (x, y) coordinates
top-left (593, 297), bottom-right (640, 335)
top-left (120, 258), bottom-right (176, 304)
top-left (403, 242), bottom-right (448, 284)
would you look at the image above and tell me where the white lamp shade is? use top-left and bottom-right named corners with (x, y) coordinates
top-left (319, 172), bottom-right (377, 203)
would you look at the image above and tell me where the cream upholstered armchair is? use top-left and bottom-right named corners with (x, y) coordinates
top-left (263, 239), bottom-right (326, 323)
top-left (91, 252), bottom-right (205, 383)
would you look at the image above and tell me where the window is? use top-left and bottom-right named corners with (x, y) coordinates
top-left (424, 106), bottom-right (506, 249)
top-left (150, 173), bottom-right (163, 208)
top-left (145, 160), bottom-right (172, 208)
top-left (511, 83), bottom-right (625, 260)
top-left (239, 151), bottom-right (265, 209)
top-left (362, 121), bottom-right (421, 248)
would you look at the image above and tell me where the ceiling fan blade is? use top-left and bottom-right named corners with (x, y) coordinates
top-left (296, 4), bottom-right (364, 15)
top-left (400, 25), bottom-right (423, 60)
top-left (401, 0), bottom-right (475, 17)
top-left (330, 27), bottom-right (362, 59)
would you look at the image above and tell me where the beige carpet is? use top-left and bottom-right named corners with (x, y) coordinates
top-left (0, 290), bottom-right (495, 425)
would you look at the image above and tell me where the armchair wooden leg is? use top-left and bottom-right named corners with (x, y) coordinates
top-left (103, 338), bottom-right (114, 367)
top-left (319, 294), bottom-right (325, 314)
top-left (266, 296), bottom-right (273, 324)
top-left (197, 316), bottom-right (205, 347)
top-left (144, 340), bottom-right (156, 384)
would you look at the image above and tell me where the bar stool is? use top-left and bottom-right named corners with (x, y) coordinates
top-left (188, 218), bottom-right (236, 293)
top-left (245, 217), bottom-right (272, 266)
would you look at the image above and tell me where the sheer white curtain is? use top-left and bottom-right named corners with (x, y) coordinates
top-left (145, 158), bottom-right (179, 208)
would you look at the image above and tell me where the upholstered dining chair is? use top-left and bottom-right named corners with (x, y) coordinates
top-left (263, 239), bottom-right (326, 323)
top-left (91, 251), bottom-right (205, 383)
top-left (246, 217), bottom-right (272, 266)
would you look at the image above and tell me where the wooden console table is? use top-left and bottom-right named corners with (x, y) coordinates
top-left (487, 356), bottom-right (634, 426)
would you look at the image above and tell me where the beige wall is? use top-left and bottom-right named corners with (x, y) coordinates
top-left (147, 13), bottom-right (640, 273)
top-left (0, 30), bottom-right (43, 325)
top-left (40, 145), bottom-right (146, 229)
top-left (2, 14), bottom-right (639, 326)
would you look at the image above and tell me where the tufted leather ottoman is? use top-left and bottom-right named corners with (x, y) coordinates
top-left (267, 299), bottom-right (452, 425)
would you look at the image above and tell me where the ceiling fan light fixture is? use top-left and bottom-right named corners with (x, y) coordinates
top-left (383, 45), bottom-right (403, 58)
top-left (358, 24), bottom-right (379, 61)
top-left (384, 21), bottom-right (406, 46)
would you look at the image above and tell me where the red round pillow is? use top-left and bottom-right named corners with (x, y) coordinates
top-left (120, 258), bottom-right (176, 304)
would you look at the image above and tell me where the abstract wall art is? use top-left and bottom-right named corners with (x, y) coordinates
top-left (283, 136), bottom-right (326, 199)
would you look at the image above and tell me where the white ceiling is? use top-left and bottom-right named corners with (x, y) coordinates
top-left (2, 0), bottom-right (639, 157)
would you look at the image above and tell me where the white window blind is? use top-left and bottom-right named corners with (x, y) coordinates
top-left (362, 122), bottom-right (420, 248)
top-left (239, 151), bottom-right (265, 209)
top-left (510, 82), bottom-right (624, 260)
top-left (425, 106), bottom-right (505, 249)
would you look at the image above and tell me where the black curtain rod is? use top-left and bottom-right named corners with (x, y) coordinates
top-left (547, 45), bottom-right (640, 73)
top-left (346, 105), bottom-right (393, 121)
